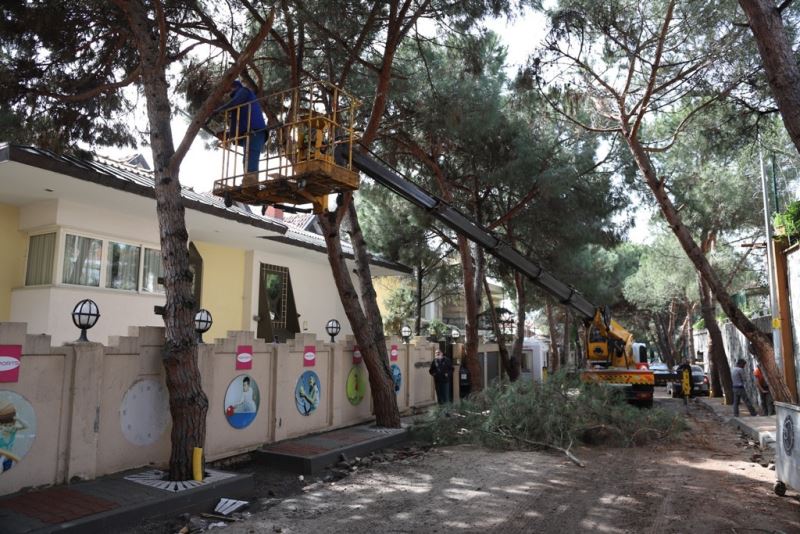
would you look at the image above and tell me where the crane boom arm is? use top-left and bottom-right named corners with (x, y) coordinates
top-left (338, 146), bottom-right (597, 320)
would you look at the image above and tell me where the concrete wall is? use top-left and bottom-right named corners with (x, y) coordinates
top-left (693, 316), bottom-right (772, 408)
top-left (0, 322), bottom-right (439, 496)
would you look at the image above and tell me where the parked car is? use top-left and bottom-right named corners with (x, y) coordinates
top-left (650, 362), bottom-right (674, 386)
top-left (666, 365), bottom-right (709, 397)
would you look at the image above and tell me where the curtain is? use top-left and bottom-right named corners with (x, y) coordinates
top-left (25, 233), bottom-right (56, 285)
top-left (142, 248), bottom-right (164, 293)
top-left (106, 242), bottom-right (140, 290)
top-left (63, 234), bottom-right (102, 286)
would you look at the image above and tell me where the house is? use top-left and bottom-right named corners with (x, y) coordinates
top-left (0, 143), bottom-right (409, 346)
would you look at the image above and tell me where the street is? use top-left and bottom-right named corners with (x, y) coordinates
top-left (158, 394), bottom-right (799, 534)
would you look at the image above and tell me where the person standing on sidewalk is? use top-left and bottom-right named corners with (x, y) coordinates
top-left (429, 349), bottom-right (453, 404)
top-left (732, 359), bottom-right (757, 417)
top-left (753, 364), bottom-right (775, 416)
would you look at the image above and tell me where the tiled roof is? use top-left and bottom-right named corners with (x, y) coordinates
top-left (2, 143), bottom-right (288, 234)
top-left (1, 143), bottom-right (409, 273)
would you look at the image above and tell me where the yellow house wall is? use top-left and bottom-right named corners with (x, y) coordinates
top-left (194, 241), bottom-right (246, 341)
top-left (0, 204), bottom-right (25, 321)
top-left (373, 275), bottom-right (406, 318)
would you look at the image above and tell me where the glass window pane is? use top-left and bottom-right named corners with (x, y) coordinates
top-left (106, 241), bottom-right (141, 290)
top-left (63, 234), bottom-right (102, 286)
top-left (265, 271), bottom-right (287, 325)
top-left (142, 248), bottom-right (164, 293)
top-left (25, 233), bottom-right (56, 285)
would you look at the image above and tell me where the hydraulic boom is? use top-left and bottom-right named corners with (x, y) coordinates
top-left (335, 145), bottom-right (654, 405)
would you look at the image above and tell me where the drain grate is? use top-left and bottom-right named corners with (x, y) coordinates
top-left (124, 468), bottom-right (235, 492)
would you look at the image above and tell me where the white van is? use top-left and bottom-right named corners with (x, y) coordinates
top-left (521, 337), bottom-right (550, 382)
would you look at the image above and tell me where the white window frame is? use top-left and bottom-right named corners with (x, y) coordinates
top-left (141, 247), bottom-right (165, 294)
top-left (45, 227), bottom-right (163, 294)
top-left (24, 227), bottom-right (60, 286)
top-left (106, 239), bottom-right (142, 292)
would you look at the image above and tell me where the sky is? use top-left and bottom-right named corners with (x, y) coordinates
top-left (101, 7), bottom-right (655, 242)
top-left (105, 8), bottom-right (549, 191)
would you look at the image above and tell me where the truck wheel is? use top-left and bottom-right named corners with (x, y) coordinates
top-left (774, 481), bottom-right (787, 497)
top-left (224, 192), bottom-right (233, 208)
top-left (640, 399), bottom-right (653, 409)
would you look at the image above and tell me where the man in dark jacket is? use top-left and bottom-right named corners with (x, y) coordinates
top-left (429, 349), bottom-right (453, 404)
top-left (215, 79), bottom-right (267, 186)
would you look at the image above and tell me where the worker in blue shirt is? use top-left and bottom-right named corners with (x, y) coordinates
top-left (214, 79), bottom-right (267, 186)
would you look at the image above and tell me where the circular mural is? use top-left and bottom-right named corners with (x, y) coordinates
top-left (346, 366), bottom-right (366, 406)
top-left (391, 364), bottom-right (402, 393)
top-left (0, 391), bottom-right (36, 475)
top-left (121, 379), bottom-right (169, 446)
top-left (224, 375), bottom-right (260, 429)
top-left (295, 371), bottom-right (321, 416)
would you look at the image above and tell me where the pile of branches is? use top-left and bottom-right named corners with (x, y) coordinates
top-left (412, 373), bottom-right (685, 467)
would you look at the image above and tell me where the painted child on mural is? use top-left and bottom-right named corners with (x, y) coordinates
top-left (0, 400), bottom-right (28, 473)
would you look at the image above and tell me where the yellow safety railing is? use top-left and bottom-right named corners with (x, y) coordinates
top-left (215, 80), bottom-right (360, 192)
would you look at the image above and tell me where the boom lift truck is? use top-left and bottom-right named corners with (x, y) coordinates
top-left (212, 81), bottom-right (654, 407)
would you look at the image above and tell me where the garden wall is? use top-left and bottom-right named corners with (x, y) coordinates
top-left (0, 322), bottom-right (439, 495)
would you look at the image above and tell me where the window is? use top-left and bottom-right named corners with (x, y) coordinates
top-left (25, 233), bottom-right (56, 285)
top-left (26, 230), bottom-right (162, 292)
top-left (141, 248), bottom-right (164, 293)
top-left (257, 263), bottom-right (300, 342)
top-left (63, 234), bottom-right (102, 286)
top-left (106, 241), bottom-right (141, 291)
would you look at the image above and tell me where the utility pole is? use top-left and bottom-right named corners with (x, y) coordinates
top-left (760, 146), bottom-right (783, 370)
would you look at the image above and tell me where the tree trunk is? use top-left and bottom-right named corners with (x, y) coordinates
top-left (561, 308), bottom-right (570, 372)
top-left (457, 236), bottom-right (483, 391)
top-left (510, 271), bottom-right (525, 378)
top-left (483, 277), bottom-right (518, 381)
top-left (546, 300), bottom-right (560, 371)
top-left (120, 0), bottom-right (208, 481)
top-left (319, 212), bottom-right (400, 427)
top-left (687, 303), bottom-right (696, 361)
top-left (739, 0), bottom-right (800, 155)
top-left (624, 132), bottom-right (794, 403)
top-left (653, 312), bottom-right (673, 365)
top-left (675, 312), bottom-right (690, 362)
top-left (414, 264), bottom-right (423, 335)
top-left (699, 275), bottom-right (733, 400)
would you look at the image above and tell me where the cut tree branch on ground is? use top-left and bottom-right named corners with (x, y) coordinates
top-left (482, 428), bottom-right (586, 468)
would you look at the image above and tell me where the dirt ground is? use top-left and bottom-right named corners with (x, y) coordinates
top-left (131, 396), bottom-right (800, 534)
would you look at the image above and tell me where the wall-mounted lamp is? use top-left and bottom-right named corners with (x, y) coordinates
top-left (72, 299), bottom-right (100, 342)
top-left (194, 309), bottom-right (213, 343)
top-left (401, 324), bottom-right (412, 344)
top-left (451, 327), bottom-right (461, 341)
top-left (326, 318), bottom-right (341, 343)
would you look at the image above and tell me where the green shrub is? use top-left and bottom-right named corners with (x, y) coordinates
top-left (412, 372), bottom-right (685, 450)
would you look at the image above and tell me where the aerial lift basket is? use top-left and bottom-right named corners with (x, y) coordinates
top-left (212, 81), bottom-right (361, 213)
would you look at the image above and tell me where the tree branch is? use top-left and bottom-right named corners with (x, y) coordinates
top-left (629, 0), bottom-right (676, 139)
top-left (169, 7), bottom-right (275, 175)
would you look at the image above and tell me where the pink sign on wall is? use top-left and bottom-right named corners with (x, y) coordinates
top-left (303, 345), bottom-right (316, 367)
top-left (0, 345), bottom-right (22, 383)
top-left (352, 346), bottom-right (362, 365)
top-left (236, 345), bottom-right (253, 370)
top-left (390, 344), bottom-right (399, 362)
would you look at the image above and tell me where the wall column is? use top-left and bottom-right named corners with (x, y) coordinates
top-left (65, 342), bottom-right (104, 482)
